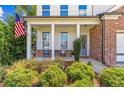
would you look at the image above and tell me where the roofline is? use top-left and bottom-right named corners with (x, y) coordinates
top-left (23, 16), bottom-right (99, 19)
top-left (103, 11), bottom-right (124, 15)
top-left (107, 5), bottom-right (123, 12)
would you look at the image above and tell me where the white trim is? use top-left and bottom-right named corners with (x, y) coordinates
top-left (27, 23), bottom-right (32, 59)
top-left (76, 24), bottom-right (80, 38)
top-left (102, 15), bottom-right (121, 20)
top-left (87, 30), bottom-right (90, 56)
top-left (107, 5), bottom-right (123, 12)
top-left (28, 21), bottom-right (100, 25)
top-left (116, 30), bottom-right (124, 32)
top-left (51, 24), bottom-right (55, 60)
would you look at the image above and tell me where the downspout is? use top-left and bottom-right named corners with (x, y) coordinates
top-left (98, 13), bottom-right (105, 64)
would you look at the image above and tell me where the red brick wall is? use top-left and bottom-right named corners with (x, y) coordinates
top-left (116, 6), bottom-right (124, 12)
top-left (104, 15), bottom-right (124, 65)
top-left (90, 25), bottom-right (102, 62)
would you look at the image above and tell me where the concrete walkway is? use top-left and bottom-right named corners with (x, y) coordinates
top-left (80, 58), bottom-right (106, 74)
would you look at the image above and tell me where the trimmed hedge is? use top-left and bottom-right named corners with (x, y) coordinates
top-left (100, 67), bottom-right (124, 87)
top-left (66, 62), bottom-right (95, 82)
top-left (4, 68), bottom-right (39, 87)
top-left (39, 65), bottom-right (67, 87)
top-left (68, 79), bottom-right (93, 87)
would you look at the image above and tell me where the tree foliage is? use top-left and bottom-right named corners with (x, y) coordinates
top-left (0, 5), bottom-right (36, 65)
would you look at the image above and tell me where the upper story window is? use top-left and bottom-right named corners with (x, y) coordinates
top-left (42, 5), bottom-right (50, 16)
top-left (60, 5), bottom-right (68, 16)
top-left (79, 5), bottom-right (87, 16)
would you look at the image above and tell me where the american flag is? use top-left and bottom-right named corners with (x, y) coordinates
top-left (14, 13), bottom-right (25, 38)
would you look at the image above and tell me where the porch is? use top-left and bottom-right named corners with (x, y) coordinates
top-left (23, 16), bottom-right (100, 61)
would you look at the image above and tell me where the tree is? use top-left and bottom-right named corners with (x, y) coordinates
top-left (0, 15), bottom-right (15, 65)
top-left (0, 5), bottom-right (36, 65)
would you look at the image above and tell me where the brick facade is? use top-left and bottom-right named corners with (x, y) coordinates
top-left (90, 25), bottom-right (102, 62)
top-left (35, 50), bottom-right (73, 57)
top-left (104, 6), bottom-right (124, 65)
top-left (104, 16), bottom-right (124, 65)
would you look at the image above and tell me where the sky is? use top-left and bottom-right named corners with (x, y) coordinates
top-left (0, 5), bottom-right (15, 19)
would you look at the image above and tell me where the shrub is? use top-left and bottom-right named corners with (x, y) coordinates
top-left (68, 79), bottom-right (93, 87)
top-left (0, 66), bottom-right (7, 82)
top-left (87, 61), bottom-right (93, 67)
top-left (100, 67), bottom-right (124, 87)
top-left (73, 36), bottom-right (85, 61)
top-left (73, 38), bottom-right (82, 61)
top-left (39, 65), bottom-right (67, 87)
top-left (66, 62), bottom-right (95, 82)
top-left (35, 61), bottom-right (58, 74)
top-left (7, 59), bottom-right (58, 74)
top-left (4, 68), bottom-right (39, 87)
top-left (7, 59), bottom-right (37, 72)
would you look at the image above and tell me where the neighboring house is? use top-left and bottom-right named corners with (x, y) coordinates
top-left (24, 5), bottom-right (124, 66)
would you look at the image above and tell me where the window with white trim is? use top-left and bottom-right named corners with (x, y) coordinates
top-left (60, 32), bottom-right (68, 50)
top-left (42, 5), bottom-right (50, 16)
top-left (42, 32), bottom-right (50, 49)
top-left (60, 5), bottom-right (68, 16)
top-left (79, 5), bottom-right (87, 16)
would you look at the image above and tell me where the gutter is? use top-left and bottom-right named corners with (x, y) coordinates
top-left (98, 13), bottom-right (105, 64)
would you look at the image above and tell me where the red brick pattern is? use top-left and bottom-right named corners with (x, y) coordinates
top-left (104, 15), bottom-right (124, 65)
top-left (90, 25), bottom-right (102, 62)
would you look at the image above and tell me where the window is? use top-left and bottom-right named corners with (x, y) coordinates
top-left (42, 5), bottom-right (50, 16)
top-left (42, 32), bottom-right (50, 49)
top-left (79, 5), bottom-right (87, 16)
top-left (60, 32), bottom-right (68, 50)
top-left (60, 5), bottom-right (68, 16)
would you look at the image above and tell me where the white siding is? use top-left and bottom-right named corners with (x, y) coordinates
top-left (87, 5), bottom-right (92, 16)
top-left (68, 5), bottom-right (78, 16)
top-left (93, 5), bottom-right (114, 15)
top-left (37, 5), bottom-right (42, 16)
top-left (36, 5), bottom-right (115, 16)
top-left (50, 5), bottom-right (60, 16)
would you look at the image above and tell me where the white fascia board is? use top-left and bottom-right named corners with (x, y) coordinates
top-left (107, 5), bottom-right (123, 12)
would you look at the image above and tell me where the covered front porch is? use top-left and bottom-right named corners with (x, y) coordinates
top-left (24, 16), bottom-right (100, 61)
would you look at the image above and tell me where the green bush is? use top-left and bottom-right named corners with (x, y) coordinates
top-left (8, 59), bottom-right (58, 74)
top-left (35, 61), bottom-right (58, 74)
top-left (66, 62), bottom-right (95, 82)
top-left (87, 61), bottom-right (93, 67)
top-left (68, 79), bottom-right (93, 87)
top-left (100, 67), bottom-right (124, 87)
top-left (4, 68), bottom-right (39, 87)
top-left (39, 65), bottom-right (67, 87)
top-left (73, 38), bottom-right (82, 61)
top-left (8, 59), bottom-right (37, 71)
top-left (0, 66), bottom-right (7, 82)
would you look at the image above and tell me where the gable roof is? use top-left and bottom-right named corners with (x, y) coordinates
top-left (107, 5), bottom-right (123, 12)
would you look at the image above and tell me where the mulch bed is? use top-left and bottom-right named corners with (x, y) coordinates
top-left (0, 82), bottom-right (4, 87)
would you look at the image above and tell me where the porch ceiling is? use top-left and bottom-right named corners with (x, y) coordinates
top-left (23, 16), bottom-right (100, 25)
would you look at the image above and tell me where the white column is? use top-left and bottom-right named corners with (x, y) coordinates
top-left (51, 24), bottom-right (55, 60)
top-left (77, 24), bottom-right (80, 38)
top-left (27, 23), bottom-right (32, 59)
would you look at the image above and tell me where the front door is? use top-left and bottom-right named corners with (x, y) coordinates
top-left (80, 35), bottom-right (87, 56)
